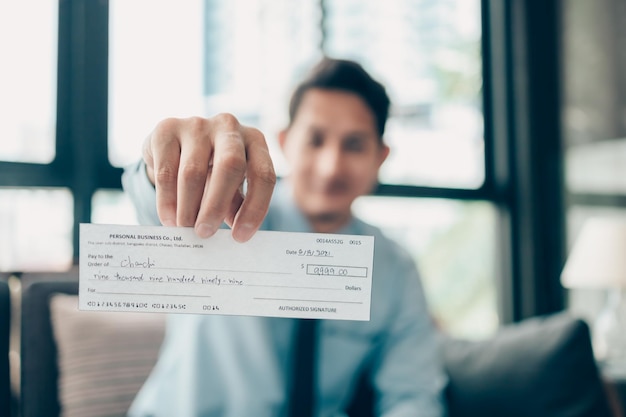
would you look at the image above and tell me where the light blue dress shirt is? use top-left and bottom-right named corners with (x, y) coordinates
top-left (123, 161), bottom-right (448, 417)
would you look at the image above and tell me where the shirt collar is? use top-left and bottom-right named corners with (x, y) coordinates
top-left (270, 179), bottom-right (362, 236)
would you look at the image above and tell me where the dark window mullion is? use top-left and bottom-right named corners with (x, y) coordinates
top-left (0, 163), bottom-right (67, 187)
top-left (374, 183), bottom-right (500, 202)
top-left (62, 0), bottom-right (112, 262)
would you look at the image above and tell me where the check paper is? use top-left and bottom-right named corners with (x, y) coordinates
top-left (79, 224), bottom-right (374, 320)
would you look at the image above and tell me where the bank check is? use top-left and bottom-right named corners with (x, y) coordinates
top-left (79, 224), bottom-right (374, 321)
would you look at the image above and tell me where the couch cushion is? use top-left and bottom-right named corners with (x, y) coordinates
top-left (49, 294), bottom-right (165, 417)
top-left (443, 312), bottom-right (612, 417)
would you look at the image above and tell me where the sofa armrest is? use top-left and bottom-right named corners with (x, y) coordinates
top-left (20, 277), bottom-right (78, 417)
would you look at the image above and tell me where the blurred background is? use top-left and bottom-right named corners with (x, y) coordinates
top-left (0, 0), bottom-right (625, 342)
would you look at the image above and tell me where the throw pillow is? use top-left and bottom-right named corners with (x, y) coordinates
top-left (49, 294), bottom-right (165, 417)
top-left (443, 312), bottom-right (613, 417)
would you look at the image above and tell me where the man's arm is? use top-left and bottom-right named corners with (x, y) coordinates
top-left (121, 159), bottom-right (160, 226)
top-left (123, 114), bottom-right (276, 241)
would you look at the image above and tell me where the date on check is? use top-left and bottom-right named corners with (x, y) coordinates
top-left (79, 224), bottom-right (374, 321)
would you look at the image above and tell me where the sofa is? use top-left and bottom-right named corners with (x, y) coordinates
top-left (18, 272), bottom-right (622, 417)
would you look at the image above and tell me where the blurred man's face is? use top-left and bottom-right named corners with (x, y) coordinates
top-left (279, 88), bottom-right (389, 233)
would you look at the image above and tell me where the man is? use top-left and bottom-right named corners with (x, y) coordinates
top-left (124, 58), bottom-right (448, 417)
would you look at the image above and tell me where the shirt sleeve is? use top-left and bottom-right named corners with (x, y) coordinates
top-left (121, 160), bottom-right (161, 226)
top-left (371, 251), bottom-right (449, 417)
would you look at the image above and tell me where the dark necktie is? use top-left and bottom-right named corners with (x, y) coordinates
top-left (289, 318), bottom-right (318, 417)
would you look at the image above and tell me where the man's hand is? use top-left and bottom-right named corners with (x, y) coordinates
top-left (142, 114), bottom-right (276, 242)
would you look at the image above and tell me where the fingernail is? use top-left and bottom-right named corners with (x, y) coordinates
top-left (162, 218), bottom-right (176, 227)
top-left (233, 223), bottom-right (255, 243)
top-left (196, 223), bottom-right (217, 239)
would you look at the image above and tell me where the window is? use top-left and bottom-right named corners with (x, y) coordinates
top-left (0, 0), bottom-right (57, 163)
top-left (109, 0), bottom-right (485, 189)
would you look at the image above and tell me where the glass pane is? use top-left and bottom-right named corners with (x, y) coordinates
top-left (0, 1), bottom-right (57, 163)
top-left (110, 0), bottom-right (484, 187)
top-left (109, 0), bottom-right (321, 170)
top-left (109, 0), bottom-right (322, 172)
top-left (324, 0), bottom-right (484, 188)
top-left (0, 188), bottom-right (73, 272)
top-left (566, 138), bottom-right (626, 194)
top-left (352, 196), bottom-right (498, 339)
top-left (91, 189), bottom-right (138, 225)
top-left (109, 0), bottom-right (206, 167)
